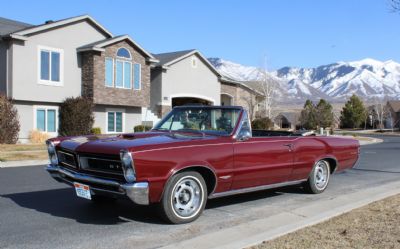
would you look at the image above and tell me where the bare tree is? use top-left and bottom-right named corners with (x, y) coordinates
top-left (371, 97), bottom-right (389, 130)
top-left (256, 56), bottom-right (277, 119)
top-left (240, 94), bottom-right (258, 121)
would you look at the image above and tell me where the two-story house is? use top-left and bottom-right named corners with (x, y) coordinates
top-left (0, 15), bottom-right (157, 141)
top-left (0, 15), bottom-right (264, 142)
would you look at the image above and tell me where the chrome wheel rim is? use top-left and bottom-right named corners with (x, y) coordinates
top-left (171, 176), bottom-right (203, 219)
top-left (314, 161), bottom-right (329, 190)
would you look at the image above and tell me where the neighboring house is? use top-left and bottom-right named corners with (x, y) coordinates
top-left (0, 15), bottom-right (157, 141)
top-left (220, 76), bottom-right (264, 120)
top-left (274, 112), bottom-right (300, 130)
top-left (0, 15), bottom-right (264, 142)
top-left (386, 101), bottom-right (400, 129)
top-left (151, 50), bottom-right (221, 117)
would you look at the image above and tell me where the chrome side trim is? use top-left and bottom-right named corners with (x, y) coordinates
top-left (208, 179), bottom-right (307, 199)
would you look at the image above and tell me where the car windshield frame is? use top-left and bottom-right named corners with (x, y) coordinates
top-left (152, 106), bottom-right (243, 137)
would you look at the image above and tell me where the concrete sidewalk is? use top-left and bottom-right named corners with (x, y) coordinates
top-left (0, 159), bottom-right (49, 168)
top-left (160, 180), bottom-right (400, 249)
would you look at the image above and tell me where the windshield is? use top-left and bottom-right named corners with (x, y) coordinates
top-left (153, 107), bottom-right (241, 136)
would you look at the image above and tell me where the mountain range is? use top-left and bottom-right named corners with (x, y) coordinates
top-left (208, 57), bottom-right (400, 104)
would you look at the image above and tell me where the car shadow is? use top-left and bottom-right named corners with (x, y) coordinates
top-left (2, 185), bottom-right (307, 225)
top-left (1, 188), bottom-right (164, 225)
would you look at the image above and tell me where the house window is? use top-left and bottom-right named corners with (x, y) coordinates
top-left (117, 48), bottom-right (131, 59)
top-left (107, 111), bottom-right (123, 133)
top-left (36, 108), bottom-right (57, 133)
top-left (133, 63), bottom-right (141, 90)
top-left (105, 58), bottom-right (114, 87)
top-left (39, 46), bottom-right (63, 85)
top-left (115, 60), bottom-right (132, 89)
top-left (105, 47), bottom-right (136, 89)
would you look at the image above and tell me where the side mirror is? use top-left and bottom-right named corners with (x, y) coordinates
top-left (237, 130), bottom-right (251, 141)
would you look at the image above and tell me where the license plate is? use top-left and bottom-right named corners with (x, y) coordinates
top-left (74, 182), bottom-right (91, 200)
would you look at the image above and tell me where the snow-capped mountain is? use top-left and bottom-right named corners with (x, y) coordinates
top-left (209, 57), bottom-right (400, 103)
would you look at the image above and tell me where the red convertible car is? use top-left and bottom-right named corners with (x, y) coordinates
top-left (46, 106), bottom-right (359, 223)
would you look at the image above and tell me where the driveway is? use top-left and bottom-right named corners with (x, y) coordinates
top-left (1, 135), bottom-right (399, 249)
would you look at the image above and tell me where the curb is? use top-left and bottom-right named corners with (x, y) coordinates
top-left (159, 180), bottom-right (400, 249)
top-left (0, 160), bottom-right (49, 168)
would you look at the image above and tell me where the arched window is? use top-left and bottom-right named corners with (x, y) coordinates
top-left (116, 47), bottom-right (131, 59)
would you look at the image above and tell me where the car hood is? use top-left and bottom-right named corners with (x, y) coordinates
top-left (57, 132), bottom-right (218, 155)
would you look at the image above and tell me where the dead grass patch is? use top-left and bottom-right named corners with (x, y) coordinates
top-left (249, 194), bottom-right (400, 249)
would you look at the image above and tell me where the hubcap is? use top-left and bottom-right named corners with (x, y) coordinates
top-left (171, 177), bottom-right (203, 218)
top-left (314, 161), bottom-right (329, 190)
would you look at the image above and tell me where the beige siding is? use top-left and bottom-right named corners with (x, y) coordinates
top-left (161, 54), bottom-right (220, 106)
top-left (10, 21), bottom-right (108, 102)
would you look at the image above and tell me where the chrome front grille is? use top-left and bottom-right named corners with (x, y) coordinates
top-left (79, 156), bottom-right (123, 175)
top-left (57, 150), bottom-right (77, 168)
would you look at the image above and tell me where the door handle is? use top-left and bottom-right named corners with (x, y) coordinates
top-left (283, 144), bottom-right (293, 151)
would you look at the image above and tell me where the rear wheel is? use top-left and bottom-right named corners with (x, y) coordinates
top-left (159, 171), bottom-right (207, 224)
top-left (303, 160), bottom-right (330, 194)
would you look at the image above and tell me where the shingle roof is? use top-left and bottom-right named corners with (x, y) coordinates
top-left (77, 35), bottom-right (126, 50)
top-left (0, 17), bottom-right (33, 36)
top-left (152, 49), bottom-right (196, 66)
top-left (388, 101), bottom-right (400, 112)
top-left (274, 112), bottom-right (300, 124)
top-left (77, 35), bottom-right (156, 60)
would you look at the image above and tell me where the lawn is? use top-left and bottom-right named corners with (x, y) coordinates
top-left (0, 144), bottom-right (47, 161)
top-left (249, 194), bottom-right (400, 249)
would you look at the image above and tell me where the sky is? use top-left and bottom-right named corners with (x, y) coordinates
top-left (1, 0), bottom-right (400, 70)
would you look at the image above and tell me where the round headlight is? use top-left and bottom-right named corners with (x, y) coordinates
top-left (121, 152), bottom-right (132, 166)
top-left (50, 154), bottom-right (58, 165)
top-left (47, 142), bottom-right (55, 154)
top-left (124, 168), bottom-right (135, 183)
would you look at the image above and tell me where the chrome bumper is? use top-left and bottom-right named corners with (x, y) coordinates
top-left (46, 164), bottom-right (149, 205)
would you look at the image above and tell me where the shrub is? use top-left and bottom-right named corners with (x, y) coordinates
top-left (251, 117), bottom-right (273, 130)
top-left (134, 125), bottom-right (152, 132)
top-left (29, 130), bottom-right (50, 144)
top-left (58, 97), bottom-right (94, 136)
top-left (90, 127), bottom-right (102, 135)
top-left (0, 94), bottom-right (20, 144)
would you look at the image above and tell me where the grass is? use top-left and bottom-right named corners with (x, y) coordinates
top-left (0, 143), bottom-right (47, 161)
top-left (249, 194), bottom-right (400, 249)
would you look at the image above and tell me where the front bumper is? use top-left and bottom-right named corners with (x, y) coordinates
top-left (46, 164), bottom-right (149, 205)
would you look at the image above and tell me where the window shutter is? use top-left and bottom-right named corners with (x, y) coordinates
top-left (134, 63), bottom-right (141, 90)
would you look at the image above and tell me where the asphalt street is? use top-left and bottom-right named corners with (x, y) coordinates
top-left (1, 135), bottom-right (399, 249)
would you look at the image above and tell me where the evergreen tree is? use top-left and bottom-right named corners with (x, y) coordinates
top-left (299, 99), bottom-right (317, 130)
top-left (340, 94), bottom-right (366, 128)
top-left (316, 99), bottom-right (334, 128)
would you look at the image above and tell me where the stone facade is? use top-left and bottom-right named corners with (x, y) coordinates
top-left (81, 40), bottom-right (151, 107)
top-left (221, 82), bottom-right (261, 120)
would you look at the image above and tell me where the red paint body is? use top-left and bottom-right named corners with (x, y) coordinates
top-left (49, 130), bottom-right (359, 203)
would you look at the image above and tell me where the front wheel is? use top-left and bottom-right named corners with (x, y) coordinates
top-left (303, 160), bottom-right (330, 194)
top-left (159, 171), bottom-right (207, 224)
